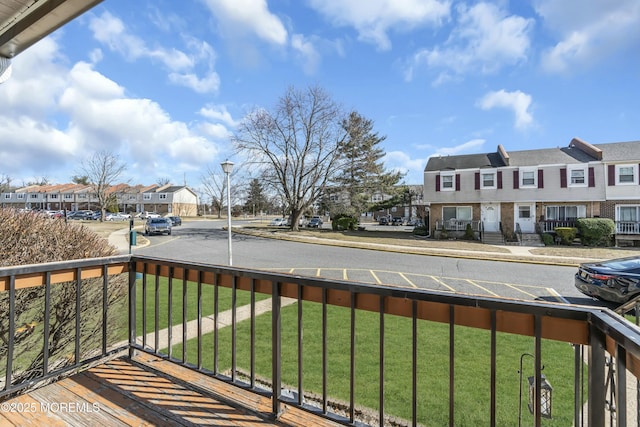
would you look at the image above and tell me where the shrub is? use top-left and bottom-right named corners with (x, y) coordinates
top-left (541, 233), bottom-right (555, 246)
top-left (0, 209), bottom-right (125, 386)
top-left (331, 214), bottom-right (358, 231)
top-left (463, 223), bottom-right (475, 240)
top-left (413, 226), bottom-right (428, 236)
top-left (576, 218), bottom-right (615, 247)
top-left (554, 227), bottom-right (577, 245)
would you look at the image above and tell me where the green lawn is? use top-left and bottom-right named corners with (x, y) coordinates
top-left (173, 300), bottom-right (580, 426)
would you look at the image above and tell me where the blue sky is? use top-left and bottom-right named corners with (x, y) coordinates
top-left (1, 0), bottom-right (639, 190)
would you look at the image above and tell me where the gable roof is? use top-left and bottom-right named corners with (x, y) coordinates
top-left (425, 139), bottom-right (640, 172)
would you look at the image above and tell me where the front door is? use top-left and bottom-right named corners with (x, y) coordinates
top-left (515, 203), bottom-right (536, 233)
top-left (481, 203), bottom-right (500, 232)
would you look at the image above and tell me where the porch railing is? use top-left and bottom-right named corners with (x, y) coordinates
top-left (434, 219), bottom-right (482, 232)
top-left (537, 220), bottom-right (578, 233)
top-left (3, 255), bottom-right (640, 426)
top-left (616, 221), bottom-right (640, 235)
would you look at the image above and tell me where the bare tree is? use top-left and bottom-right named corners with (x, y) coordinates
top-left (0, 174), bottom-right (12, 193)
top-left (78, 151), bottom-right (127, 221)
top-left (200, 165), bottom-right (238, 218)
top-left (157, 177), bottom-right (171, 186)
top-left (233, 85), bottom-right (347, 230)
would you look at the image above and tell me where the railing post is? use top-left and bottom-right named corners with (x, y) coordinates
top-left (128, 259), bottom-right (137, 358)
top-left (589, 323), bottom-right (607, 426)
top-left (271, 280), bottom-right (282, 418)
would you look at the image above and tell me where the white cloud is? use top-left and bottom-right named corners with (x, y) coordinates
top-left (405, 2), bottom-right (533, 82)
top-left (477, 89), bottom-right (533, 130)
top-left (0, 40), bottom-right (221, 184)
top-left (431, 139), bottom-right (486, 156)
top-left (199, 105), bottom-right (239, 127)
top-left (291, 34), bottom-right (321, 75)
top-left (89, 11), bottom-right (220, 93)
top-left (535, 0), bottom-right (640, 73)
top-left (384, 150), bottom-right (429, 183)
top-left (308, 0), bottom-right (451, 51)
top-left (200, 0), bottom-right (288, 46)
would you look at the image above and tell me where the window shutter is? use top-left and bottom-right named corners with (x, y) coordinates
top-left (455, 174), bottom-right (461, 191)
top-left (497, 171), bottom-right (503, 189)
top-left (513, 170), bottom-right (519, 189)
top-left (608, 165), bottom-right (615, 186)
top-left (560, 168), bottom-right (567, 188)
top-left (588, 167), bottom-right (595, 187)
top-left (436, 175), bottom-right (440, 192)
top-left (475, 172), bottom-right (480, 190)
top-left (538, 169), bottom-right (544, 188)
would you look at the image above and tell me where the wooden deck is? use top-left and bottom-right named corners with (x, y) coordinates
top-left (0, 353), bottom-right (341, 426)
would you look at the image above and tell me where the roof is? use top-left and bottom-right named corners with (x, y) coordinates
top-left (425, 152), bottom-right (505, 172)
top-left (425, 139), bottom-right (640, 172)
top-left (0, 0), bottom-right (103, 58)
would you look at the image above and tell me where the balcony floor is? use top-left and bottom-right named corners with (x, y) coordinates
top-left (1, 353), bottom-right (341, 426)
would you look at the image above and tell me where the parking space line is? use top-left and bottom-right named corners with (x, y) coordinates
top-left (547, 287), bottom-right (570, 304)
top-left (370, 270), bottom-right (383, 284)
top-left (465, 279), bottom-right (500, 297)
top-left (343, 269), bottom-right (348, 281)
top-left (502, 283), bottom-right (538, 299)
top-left (398, 273), bottom-right (417, 288)
top-left (429, 276), bottom-right (456, 292)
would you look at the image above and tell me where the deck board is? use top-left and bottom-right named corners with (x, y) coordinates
top-left (0, 354), bottom-right (342, 427)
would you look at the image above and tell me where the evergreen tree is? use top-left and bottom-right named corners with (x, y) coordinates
top-left (330, 111), bottom-right (403, 218)
top-left (244, 178), bottom-right (270, 215)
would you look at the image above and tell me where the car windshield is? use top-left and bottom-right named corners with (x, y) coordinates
top-left (150, 218), bottom-right (167, 224)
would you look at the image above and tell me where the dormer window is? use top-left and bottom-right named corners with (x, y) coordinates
top-left (441, 173), bottom-right (454, 191)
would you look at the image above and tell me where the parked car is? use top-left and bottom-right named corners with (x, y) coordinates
top-left (391, 217), bottom-right (404, 226)
top-left (378, 217), bottom-right (389, 226)
top-left (105, 213), bottom-right (129, 221)
top-left (140, 211), bottom-right (160, 219)
top-left (307, 217), bottom-right (323, 228)
top-left (167, 216), bottom-right (182, 226)
top-left (144, 217), bottom-right (172, 235)
top-left (269, 217), bottom-right (287, 226)
top-left (575, 256), bottom-right (640, 303)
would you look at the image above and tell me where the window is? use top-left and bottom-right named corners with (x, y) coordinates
top-left (372, 194), bottom-right (383, 202)
top-left (617, 165), bottom-right (636, 184)
top-left (143, 194), bottom-right (152, 200)
top-left (78, 193), bottom-right (87, 199)
top-left (159, 193), bottom-right (167, 200)
top-left (441, 173), bottom-right (454, 190)
top-left (442, 206), bottom-right (472, 221)
top-left (30, 194), bottom-right (38, 199)
top-left (17, 193), bottom-right (24, 200)
top-left (617, 205), bottom-right (639, 222)
top-left (3, 194), bottom-right (10, 199)
top-left (518, 205), bottom-right (531, 219)
top-left (521, 170), bottom-right (536, 187)
top-left (570, 168), bottom-right (585, 186)
top-left (129, 195), bottom-right (137, 200)
top-left (481, 172), bottom-right (496, 189)
top-left (49, 194), bottom-right (58, 199)
top-left (64, 194), bottom-right (73, 199)
top-left (546, 205), bottom-right (586, 221)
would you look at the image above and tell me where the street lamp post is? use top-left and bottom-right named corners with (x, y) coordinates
top-left (220, 160), bottom-right (234, 266)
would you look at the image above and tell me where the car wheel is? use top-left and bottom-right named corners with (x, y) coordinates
top-left (168, 230), bottom-right (172, 235)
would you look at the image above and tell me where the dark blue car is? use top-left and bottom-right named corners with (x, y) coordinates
top-left (575, 256), bottom-right (640, 303)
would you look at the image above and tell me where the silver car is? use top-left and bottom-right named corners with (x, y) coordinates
top-left (144, 217), bottom-right (172, 235)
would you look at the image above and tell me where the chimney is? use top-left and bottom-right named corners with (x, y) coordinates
top-left (497, 144), bottom-right (510, 166)
top-left (570, 137), bottom-right (602, 160)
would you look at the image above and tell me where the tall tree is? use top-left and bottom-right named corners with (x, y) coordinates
top-left (233, 85), bottom-right (347, 230)
top-left (78, 151), bottom-right (126, 221)
top-left (329, 111), bottom-right (403, 217)
top-left (71, 175), bottom-right (89, 185)
top-left (244, 178), bottom-right (269, 216)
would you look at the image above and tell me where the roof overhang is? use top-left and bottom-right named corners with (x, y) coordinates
top-left (0, 0), bottom-right (103, 58)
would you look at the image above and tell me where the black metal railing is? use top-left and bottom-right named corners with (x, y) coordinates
top-left (3, 255), bottom-right (640, 426)
top-left (435, 219), bottom-right (482, 232)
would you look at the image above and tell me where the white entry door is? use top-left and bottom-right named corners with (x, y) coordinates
top-left (515, 203), bottom-right (536, 233)
top-left (481, 203), bottom-right (500, 232)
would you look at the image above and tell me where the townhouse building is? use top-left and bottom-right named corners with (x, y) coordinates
top-left (424, 138), bottom-right (640, 245)
top-left (1, 183), bottom-right (199, 217)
